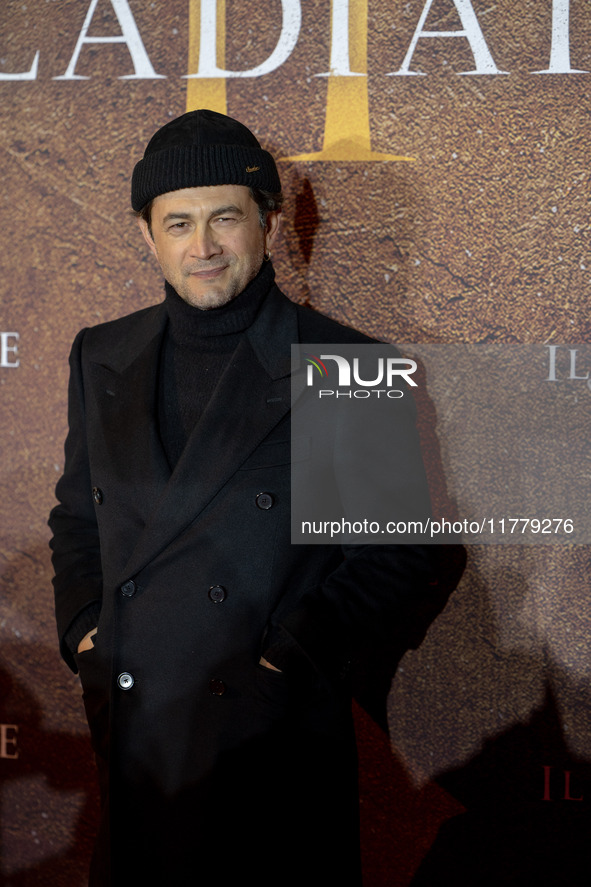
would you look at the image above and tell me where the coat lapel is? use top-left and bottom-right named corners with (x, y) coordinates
top-left (86, 304), bottom-right (171, 515)
top-left (119, 286), bottom-right (297, 582)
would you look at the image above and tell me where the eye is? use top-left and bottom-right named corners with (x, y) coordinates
top-left (166, 221), bottom-right (190, 234)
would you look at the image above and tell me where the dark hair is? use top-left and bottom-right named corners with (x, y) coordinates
top-left (249, 187), bottom-right (284, 227)
top-left (135, 200), bottom-right (154, 233)
top-left (134, 187), bottom-right (283, 236)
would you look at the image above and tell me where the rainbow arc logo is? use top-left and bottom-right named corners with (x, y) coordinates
top-left (305, 354), bottom-right (329, 378)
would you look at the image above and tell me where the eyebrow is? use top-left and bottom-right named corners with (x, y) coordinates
top-left (161, 205), bottom-right (245, 224)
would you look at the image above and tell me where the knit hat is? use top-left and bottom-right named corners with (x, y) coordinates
top-left (131, 109), bottom-right (281, 211)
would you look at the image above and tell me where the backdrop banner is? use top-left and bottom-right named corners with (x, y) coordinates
top-left (1, 1), bottom-right (589, 883)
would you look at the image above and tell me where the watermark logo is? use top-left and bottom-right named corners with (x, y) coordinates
top-left (305, 354), bottom-right (329, 380)
top-left (304, 350), bottom-right (417, 399)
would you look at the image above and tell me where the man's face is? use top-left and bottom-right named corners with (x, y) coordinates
top-left (138, 185), bottom-right (280, 310)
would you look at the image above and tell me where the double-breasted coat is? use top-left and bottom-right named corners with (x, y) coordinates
top-left (49, 278), bottom-right (437, 886)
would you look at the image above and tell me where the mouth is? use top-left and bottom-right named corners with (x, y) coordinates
top-left (187, 265), bottom-right (228, 280)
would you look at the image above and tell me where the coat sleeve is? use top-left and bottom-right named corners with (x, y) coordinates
top-left (263, 545), bottom-right (439, 679)
top-left (263, 385), bottom-right (465, 683)
top-left (48, 329), bottom-right (103, 673)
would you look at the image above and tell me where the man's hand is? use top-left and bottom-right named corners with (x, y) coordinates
top-left (77, 627), bottom-right (98, 654)
top-left (259, 656), bottom-right (282, 673)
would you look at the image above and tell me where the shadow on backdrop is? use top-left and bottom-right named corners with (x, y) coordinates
top-left (0, 649), bottom-right (99, 886)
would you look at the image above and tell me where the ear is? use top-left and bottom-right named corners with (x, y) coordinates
top-left (264, 210), bottom-right (281, 254)
top-left (137, 217), bottom-right (159, 260)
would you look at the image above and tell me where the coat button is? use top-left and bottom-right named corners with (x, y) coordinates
top-left (92, 487), bottom-right (103, 505)
top-left (117, 672), bottom-right (134, 690)
top-left (208, 585), bottom-right (226, 603)
top-left (120, 580), bottom-right (137, 597)
top-left (209, 678), bottom-right (226, 696)
top-left (256, 492), bottom-right (274, 510)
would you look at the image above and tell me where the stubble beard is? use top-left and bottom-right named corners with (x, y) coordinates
top-left (179, 284), bottom-right (237, 311)
top-left (175, 253), bottom-right (264, 311)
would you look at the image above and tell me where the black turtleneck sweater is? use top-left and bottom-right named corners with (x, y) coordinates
top-left (158, 261), bottom-right (275, 469)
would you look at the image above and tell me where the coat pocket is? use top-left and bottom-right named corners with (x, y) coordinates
top-left (254, 662), bottom-right (290, 721)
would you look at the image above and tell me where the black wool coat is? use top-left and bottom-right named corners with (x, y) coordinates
top-left (49, 279), bottom-right (437, 886)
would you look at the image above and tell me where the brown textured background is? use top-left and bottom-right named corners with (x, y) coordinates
top-left (0, 0), bottom-right (589, 883)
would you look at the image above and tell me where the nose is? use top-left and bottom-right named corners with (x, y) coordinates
top-left (190, 224), bottom-right (222, 260)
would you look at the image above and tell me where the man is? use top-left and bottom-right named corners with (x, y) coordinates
top-left (49, 110), bottom-right (445, 886)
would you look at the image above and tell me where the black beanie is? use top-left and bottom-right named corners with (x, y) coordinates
top-left (131, 109), bottom-right (281, 211)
